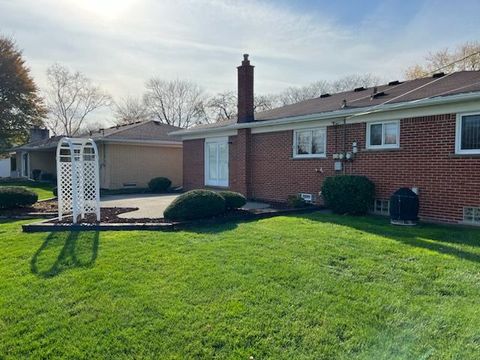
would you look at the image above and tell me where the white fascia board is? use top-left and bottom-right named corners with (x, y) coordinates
top-left (171, 92), bottom-right (480, 138)
top-left (181, 129), bottom-right (238, 140)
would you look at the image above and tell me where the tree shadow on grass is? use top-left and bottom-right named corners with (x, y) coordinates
top-left (287, 212), bottom-right (480, 263)
top-left (31, 231), bottom-right (99, 278)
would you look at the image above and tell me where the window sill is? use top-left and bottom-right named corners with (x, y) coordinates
top-left (362, 147), bottom-right (402, 153)
top-left (450, 153), bottom-right (480, 158)
top-left (204, 184), bottom-right (229, 189)
top-left (292, 155), bottom-right (327, 160)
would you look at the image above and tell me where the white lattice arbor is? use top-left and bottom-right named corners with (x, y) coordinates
top-left (56, 138), bottom-right (100, 223)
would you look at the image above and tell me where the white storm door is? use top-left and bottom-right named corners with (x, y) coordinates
top-left (205, 137), bottom-right (229, 187)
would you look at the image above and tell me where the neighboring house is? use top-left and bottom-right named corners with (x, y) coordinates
top-left (13, 121), bottom-right (183, 189)
top-left (171, 54), bottom-right (480, 225)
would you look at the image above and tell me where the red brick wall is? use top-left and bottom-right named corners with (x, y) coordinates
top-left (183, 113), bottom-right (480, 223)
top-left (183, 139), bottom-right (204, 190)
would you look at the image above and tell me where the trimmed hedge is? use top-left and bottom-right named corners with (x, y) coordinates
top-left (218, 191), bottom-right (246, 209)
top-left (164, 189), bottom-right (226, 221)
top-left (148, 177), bottom-right (172, 193)
top-left (321, 175), bottom-right (375, 215)
top-left (0, 186), bottom-right (38, 209)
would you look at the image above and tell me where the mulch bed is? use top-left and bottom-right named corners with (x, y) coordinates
top-left (0, 199), bottom-right (57, 217)
top-left (48, 207), bottom-right (167, 224)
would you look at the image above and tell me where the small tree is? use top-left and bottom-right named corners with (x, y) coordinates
top-left (0, 35), bottom-right (46, 150)
top-left (45, 64), bottom-right (111, 136)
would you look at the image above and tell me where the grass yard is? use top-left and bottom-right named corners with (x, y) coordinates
top-left (1, 213), bottom-right (479, 359)
top-left (0, 181), bottom-right (55, 200)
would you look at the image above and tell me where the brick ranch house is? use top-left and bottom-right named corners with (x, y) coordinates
top-left (171, 55), bottom-right (480, 225)
top-left (12, 120), bottom-right (183, 189)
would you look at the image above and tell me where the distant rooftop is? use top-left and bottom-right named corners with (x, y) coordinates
top-left (14, 120), bottom-right (182, 151)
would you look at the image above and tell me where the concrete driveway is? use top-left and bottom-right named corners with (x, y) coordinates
top-left (101, 193), bottom-right (271, 219)
top-left (101, 194), bottom-right (179, 219)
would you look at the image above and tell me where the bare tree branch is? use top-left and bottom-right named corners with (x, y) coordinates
top-left (144, 78), bottom-right (207, 128)
top-left (45, 63), bottom-right (111, 136)
top-left (404, 41), bottom-right (480, 79)
top-left (112, 96), bottom-right (150, 125)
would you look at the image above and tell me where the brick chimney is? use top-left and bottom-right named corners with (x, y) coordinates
top-left (29, 126), bottom-right (49, 142)
top-left (237, 54), bottom-right (254, 123)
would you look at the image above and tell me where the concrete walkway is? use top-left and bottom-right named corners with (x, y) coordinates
top-left (101, 194), bottom-right (179, 219)
top-left (101, 193), bottom-right (270, 219)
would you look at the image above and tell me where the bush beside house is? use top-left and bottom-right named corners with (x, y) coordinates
top-left (148, 177), bottom-right (172, 193)
top-left (218, 191), bottom-right (246, 210)
top-left (0, 186), bottom-right (38, 209)
top-left (164, 189), bottom-right (226, 221)
top-left (321, 175), bottom-right (375, 215)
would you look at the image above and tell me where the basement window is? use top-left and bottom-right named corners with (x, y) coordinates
top-left (293, 128), bottom-right (327, 158)
top-left (373, 199), bottom-right (390, 216)
top-left (366, 120), bottom-right (400, 149)
top-left (463, 207), bottom-right (480, 225)
top-left (456, 112), bottom-right (480, 155)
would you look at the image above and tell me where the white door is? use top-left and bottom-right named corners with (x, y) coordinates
top-left (205, 137), bottom-right (229, 187)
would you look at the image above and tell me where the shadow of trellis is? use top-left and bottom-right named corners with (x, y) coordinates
top-left (31, 231), bottom-right (99, 278)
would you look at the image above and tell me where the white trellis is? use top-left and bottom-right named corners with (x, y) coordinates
top-left (56, 138), bottom-right (100, 223)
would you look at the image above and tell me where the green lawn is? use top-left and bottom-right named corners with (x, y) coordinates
top-left (1, 214), bottom-right (479, 359)
top-left (0, 181), bottom-right (55, 200)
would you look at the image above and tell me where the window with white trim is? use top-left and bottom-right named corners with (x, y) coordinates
top-left (293, 128), bottom-right (326, 158)
top-left (205, 137), bottom-right (229, 187)
top-left (456, 113), bottom-right (480, 154)
top-left (463, 207), bottom-right (480, 225)
top-left (366, 121), bottom-right (400, 149)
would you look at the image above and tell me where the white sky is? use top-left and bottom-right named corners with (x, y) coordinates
top-left (1, 0), bottom-right (480, 126)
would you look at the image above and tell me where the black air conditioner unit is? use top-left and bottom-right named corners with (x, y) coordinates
top-left (390, 187), bottom-right (419, 226)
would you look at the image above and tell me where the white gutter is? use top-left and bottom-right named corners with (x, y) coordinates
top-left (169, 91), bottom-right (480, 137)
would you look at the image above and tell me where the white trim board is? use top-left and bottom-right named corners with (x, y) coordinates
top-left (182, 129), bottom-right (238, 140)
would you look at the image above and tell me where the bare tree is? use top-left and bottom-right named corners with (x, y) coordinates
top-left (205, 92), bottom-right (279, 123)
top-left (278, 81), bottom-right (329, 106)
top-left (277, 74), bottom-right (380, 106)
top-left (144, 78), bottom-right (207, 128)
top-left (330, 74), bottom-right (381, 93)
top-left (205, 91), bottom-right (237, 122)
top-left (254, 94), bottom-right (278, 112)
top-left (113, 96), bottom-right (150, 125)
top-left (404, 41), bottom-right (480, 79)
top-left (45, 64), bottom-right (111, 136)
